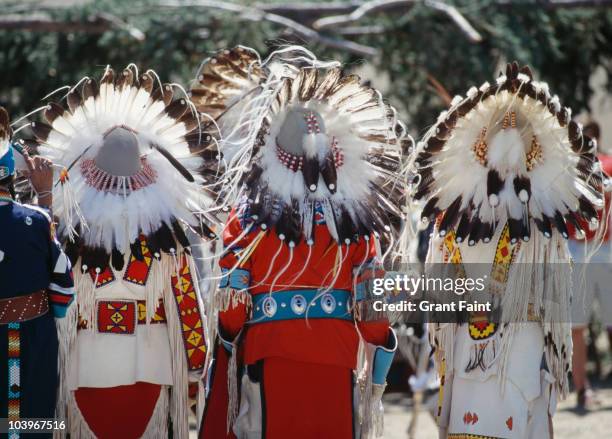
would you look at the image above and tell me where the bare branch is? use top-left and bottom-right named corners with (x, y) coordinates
top-left (313, 0), bottom-right (415, 30)
top-left (257, 1), bottom-right (362, 17)
top-left (260, 11), bottom-right (378, 56)
top-left (498, 0), bottom-right (612, 7)
top-left (0, 12), bottom-right (145, 40)
top-left (160, 1), bottom-right (379, 57)
top-left (312, 0), bottom-right (482, 43)
top-left (0, 14), bottom-right (111, 33)
top-left (97, 12), bottom-right (145, 41)
top-left (5, 0), bottom-right (610, 56)
top-left (334, 25), bottom-right (387, 35)
top-left (424, 0), bottom-right (482, 43)
top-left (260, 0), bottom-right (612, 14)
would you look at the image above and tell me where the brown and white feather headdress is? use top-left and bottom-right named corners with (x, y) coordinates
top-left (414, 63), bottom-right (609, 400)
top-left (28, 65), bottom-right (217, 267)
top-left (191, 46), bottom-right (411, 249)
top-left (191, 45), bottom-right (266, 120)
top-left (414, 62), bottom-right (606, 246)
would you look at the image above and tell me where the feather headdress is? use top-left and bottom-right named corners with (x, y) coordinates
top-left (192, 46), bottom-right (411, 248)
top-left (191, 45), bottom-right (266, 120)
top-left (190, 46), bottom-right (267, 200)
top-left (417, 62), bottom-right (610, 401)
top-left (28, 65), bottom-right (217, 268)
top-left (414, 62), bottom-right (606, 246)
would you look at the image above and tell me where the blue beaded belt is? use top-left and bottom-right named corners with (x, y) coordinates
top-left (250, 289), bottom-right (352, 324)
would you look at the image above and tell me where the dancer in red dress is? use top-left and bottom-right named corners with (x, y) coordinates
top-left (192, 47), bottom-right (410, 439)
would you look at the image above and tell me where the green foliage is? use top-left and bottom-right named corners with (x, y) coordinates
top-left (369, 0), bottom-right (612, 132)
top-left (1, 0), bottom-right (611, 135)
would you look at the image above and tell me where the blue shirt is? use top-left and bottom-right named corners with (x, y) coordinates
top-left (0, 201), bottom-right (74, 317)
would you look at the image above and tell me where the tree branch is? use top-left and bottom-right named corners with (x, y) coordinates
top-left (257, 1), bottom-right (362, 18)
top-left (0, 14), bottom-right (109, 33)
top-left (500, 0), bottom-right (612, 7)
top-left (0, 13), bottom-right (144, 40)
top-left (334, 25), bottom-right (387, 35)
top-left (424, 0), bottom-right (482, 42)
top-left (261, 12), bottom-right (378, 56)
top-left (4, 0), bottom-right (611, 58)
top-left (313, 0), bottom-right (415, 30)
top-left (312, 0), bottom-right (482, 43)
top-left (160, 1), bottom-right (379, 57)
top-left (96, 12), bottom-right (145, 41)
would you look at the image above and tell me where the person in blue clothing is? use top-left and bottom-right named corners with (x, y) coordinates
top-left (0, 106), bottom-right (75, 439)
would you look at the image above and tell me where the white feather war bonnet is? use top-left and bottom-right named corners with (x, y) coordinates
top-left (413, 62), bottom-right (609, 399)
top-left (414, 61), bottom-right (607, 248)
top-left (190, 46), bottom-right (412, 254)
top-left (27, 64), bottom-right (218, 270)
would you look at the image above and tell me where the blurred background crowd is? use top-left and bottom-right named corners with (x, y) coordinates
top-left (2, 1), bottom-right (611, 437)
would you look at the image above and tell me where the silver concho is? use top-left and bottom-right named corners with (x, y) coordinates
top-left (290, 294), bottom-right (307, 315)
top-left (25, 216), bottom-right (32, 226)
top-left (262, 297), bottom-right (277, 318)
top-left (321, 293), bottom-right (337, 314)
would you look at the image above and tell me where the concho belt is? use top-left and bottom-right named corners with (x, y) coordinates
top-left (250, 289), bottom-right (352, 323)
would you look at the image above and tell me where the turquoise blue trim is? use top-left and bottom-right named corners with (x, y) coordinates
top-left (251, 289), bottom-right (352, 324)
top-left (372, 328), bottom-right (398, 385)
top-left (51, 305), bottom-right (68, 318)
top-left (219, 268), bottom-right (250, 290)
top-left (0, 143), bottom-right (15, 178)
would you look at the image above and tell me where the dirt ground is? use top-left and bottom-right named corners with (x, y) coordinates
top-left (382, 382), bottom-right (612, 439)
top-left (191, 335), bottom-right (612, 439)
top-left (383, 332), bottom-right (612, 439)
top-left (189, 383), bottom-right (612, 438)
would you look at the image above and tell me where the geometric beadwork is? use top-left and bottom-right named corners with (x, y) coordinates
top-left (136, 300), bottom-right (167, 324)
top-left (7, 322), bottom-right (20, 437)
top-left (447, 434), bottom-right (502, 439)
top-left (276, 133), bottom-right (344, 173)
top-left (89, 265), bottom-right (115, 288)
top-left (80, 300), bottom-right (166, 331)
top-left (442, 223), bottom-right (521, 341)
top-left (442, 230), bottom-right (466, 278)
top-left (468, 311), bottom-right (497, 340)
top-left (97, 301), bottom-right (136, 334)
top-left (490, 225), bottom-right (518, 286)
top-left (124, 235), bottom-right (153, 286)
top-left (171, 257), bottom-right (206, 371)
